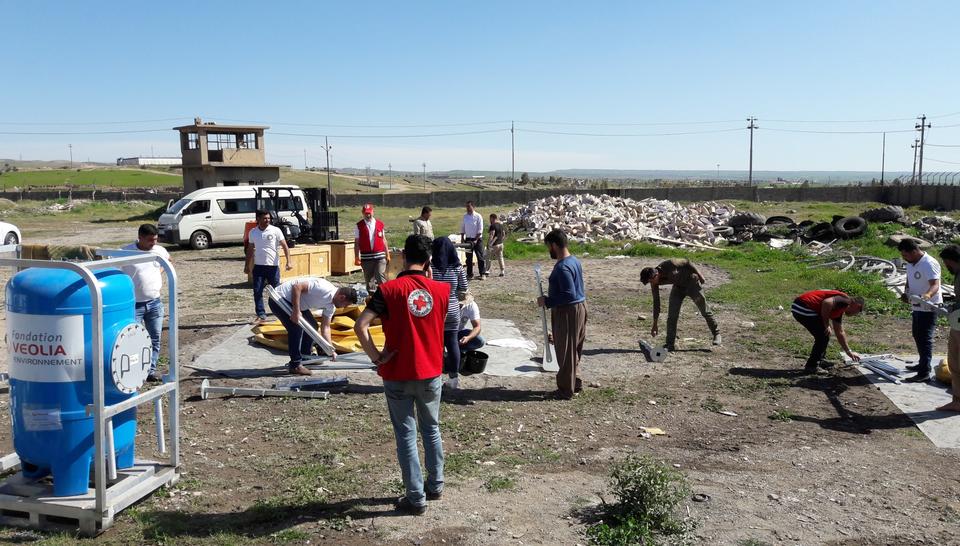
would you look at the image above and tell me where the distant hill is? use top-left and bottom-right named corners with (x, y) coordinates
top-left (0, 158), bottom-right (113, 169)
top-left (442, 169), bottom-right (911, 184)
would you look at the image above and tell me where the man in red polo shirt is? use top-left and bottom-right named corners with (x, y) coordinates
top-left (355, 234), bottom-right (449, 516)
top-left (353, 203), bottom-right (391, 292)
top-left (791, 289), bottom-right (863, 373)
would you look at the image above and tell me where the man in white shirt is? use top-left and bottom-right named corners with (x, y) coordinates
top-left (245, 209), bottom-right (293, 323)
top-left (412, 206), bottom-right (434, 239)
top-left (269, 278), bottom-right (363, 375)
top-left (459, 201), bottom-right (486, 280)
top-left (121, 224), bottom-right (172, 382)
top-left (899, 238), bottom-right (943, 382)
top-left (457, 294), bottom-right (484, 356)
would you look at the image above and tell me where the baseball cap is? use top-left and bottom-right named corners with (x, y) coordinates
top-left (362, 203), bottom-right (374, 214)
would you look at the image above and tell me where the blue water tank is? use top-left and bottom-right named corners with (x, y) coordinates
top-left (6, 268), bottom-right (149, 496)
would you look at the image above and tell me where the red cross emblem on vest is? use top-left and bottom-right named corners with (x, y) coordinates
top-left (407, 288), bottom-right (434, 317)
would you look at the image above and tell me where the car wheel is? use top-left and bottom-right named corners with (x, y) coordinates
top-left (3, 232), bottom-right (19, 245)
top-left (189, 230), bottom-right (211, 250)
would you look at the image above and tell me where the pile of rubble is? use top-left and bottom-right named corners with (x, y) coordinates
top-left (913, 215), bottom-right (960, 244)
top-left (503, 194), bottom-right (737, 245)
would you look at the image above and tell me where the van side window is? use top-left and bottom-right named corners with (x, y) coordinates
top-left (216, 198), bottom-right (258, 214)
top-left (183, 200), bottom-right (210, 215)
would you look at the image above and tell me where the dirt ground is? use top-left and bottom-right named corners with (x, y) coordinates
top-left (0, 221), bottom-right (958, 545)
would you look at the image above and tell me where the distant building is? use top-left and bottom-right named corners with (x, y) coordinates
top-left (173, 117), bottom-right (281, 193)
top-left (116, 157), bottom-right (182, 167)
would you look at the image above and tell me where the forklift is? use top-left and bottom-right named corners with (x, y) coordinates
top-left (255, 186), bottom-right (339, 247)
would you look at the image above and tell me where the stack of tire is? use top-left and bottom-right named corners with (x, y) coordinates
top-left (718, 211), bottom-right (873, 244)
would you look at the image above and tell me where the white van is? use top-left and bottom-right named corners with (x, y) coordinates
top-left (158, 185), bottom-right (307, 249)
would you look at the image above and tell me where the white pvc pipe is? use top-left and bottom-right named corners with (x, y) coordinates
top-left (106, 419), bottom-right (117, 481)
top-left (154, 399), bottom-right (166, 455)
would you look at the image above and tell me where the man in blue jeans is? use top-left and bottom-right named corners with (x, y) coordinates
top-left (899, 238), bottom-right (943, 382)
top-left (121, 224), bottom-right (172, 382)
top-left (355, 234), bottom-right (450, 516)
top-left (244, 209), bottom-right (293, 324)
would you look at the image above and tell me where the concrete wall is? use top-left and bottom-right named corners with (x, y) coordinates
top-left (329, 184), bottom-right (924, 210)
top-left (0, 183), bottom-right (956, 213)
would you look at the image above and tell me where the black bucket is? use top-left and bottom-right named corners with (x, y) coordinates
top-left (460, 350), bottom-right (488, 376)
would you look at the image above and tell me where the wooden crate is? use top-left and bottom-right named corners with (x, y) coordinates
top-left (326, 240), bottom-right (362, 275)
top-left (385, 248), bottom-right (466, 280)
top-left (247, 245), bottom-right (330, 284)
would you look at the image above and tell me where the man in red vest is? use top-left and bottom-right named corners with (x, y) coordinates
top-left (356, 234), bottom-right (450, 516)
top-left (353, 203), bottom-right (391, 292)
top-left (791, 289), bottom-right (863, 373)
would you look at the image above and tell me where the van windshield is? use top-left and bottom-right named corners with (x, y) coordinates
top-left (167, 199), bottom-right (191, 214)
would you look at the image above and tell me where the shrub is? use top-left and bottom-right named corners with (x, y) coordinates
top-left (586, 456), bottom-right (694, 545)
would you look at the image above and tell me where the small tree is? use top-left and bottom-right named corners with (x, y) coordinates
top-left (520, 172), bottom-right (531, 186)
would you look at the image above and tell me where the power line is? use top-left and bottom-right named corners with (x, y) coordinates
top-left (924, 157), bottom-right (960, 165)
top-left (212, 117), bottom-right (512, 129)
top-left (270, 128), bottom-right (510, 138)
top-left (0, 117), bottom-right (189, 126)
top-left (516, 127), bottom-right (743, 137)
top-left (516, 119), bottom-right (743, 127)
top-left (926, 143), bottom-right (960, 147)
top-left (0, 128), bottom-right (171, 135)
top-left (760, 126), bottom-right (916, 135)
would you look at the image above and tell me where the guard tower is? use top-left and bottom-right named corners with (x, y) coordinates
top-left (174, 117), bottom-right (281, 193)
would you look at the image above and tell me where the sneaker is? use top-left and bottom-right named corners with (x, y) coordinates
top-left (664, 345), bottom-right (676, 352)
top-left (498, 272), bottom-right (505, 277)
top-left (445, 377), bottom-right (460, 390)
top-left (574, 378), bottom-right (583, 393)
top-left (288, 364), bottom-right (313, 376)
top-left (395, 496), bottom-right (427, 516)
top-left (905, 371), bottom-right (931, 383)
top-left (712, 334), bottom-right (722, 346)
top-left (803, 363), bottom-right (820, 374)
top-left (906, 363), bottom-right (923, 371)
top-left (426, 490), bottom-right (443, 501)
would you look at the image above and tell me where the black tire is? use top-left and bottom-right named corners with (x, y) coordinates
top-left (832, 216), bottom-right (867, 239)
top-left (797, 220), bottom-right (815, 228)
top-left (189, 230), bottom-right (211, 250)
top-left (862, 205), bottom-right (904, 223)
top-left (805, 222), bottom-right (835, 241)
top-left (3, 232), bottom-right (18, 245)
top-left (728, 212), bottom-right (766, 228)
top-left (765, 215), bottom-right (795, 226)
top-left (710, 226), bottom-right (734, 237)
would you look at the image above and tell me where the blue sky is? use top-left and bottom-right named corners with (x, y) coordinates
top-left (2, 1), bottom-right (959, 173)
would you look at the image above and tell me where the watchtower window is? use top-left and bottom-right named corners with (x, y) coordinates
top-left (239, 133), bottom-right (258, 149)
top-left (187, 133), bottom-right (199, 150)
top-left (207, 133), bottom-right (238, 151)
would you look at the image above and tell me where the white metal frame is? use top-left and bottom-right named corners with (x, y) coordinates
top-left (0, 246), bottom-right (180, 535)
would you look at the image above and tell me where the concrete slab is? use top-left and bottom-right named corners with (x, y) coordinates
top-left (851, 354), bottom-right (960, 449)
top-left (188, 318), bottom-right (553, 379)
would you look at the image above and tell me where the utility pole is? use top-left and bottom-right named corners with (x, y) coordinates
top-left (746, 117), bottom-right (757, 186)
top-left (321, 137), bottom-right (332, 195)
top-left (68, 144), bottom-right (73, 168)
top-left (911, 139), bottom-right (920, 184)
top-left (880, 132), bottom-right (886, 184)
top-left (303, 148), bottom-right (307, 170)
top-left (388, 163), bottom-right (393, 190)
top-left (422, 162), bottom-right (427, 190)
top-left (716, 163), bottom-right (720, 181)
top-left (511, 121), bottom-right (515, 190)
top-left (916, 114), bottom-right (930, 185)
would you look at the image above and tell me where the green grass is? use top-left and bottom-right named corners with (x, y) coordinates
top-left (0, 168), bottom-right (180, 189)
top-left (484, 475), bottom-right (518, 492)
top-left (768, 408), bottom-right (796, 422)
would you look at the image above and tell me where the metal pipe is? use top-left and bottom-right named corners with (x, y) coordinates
top-left (99, 249), bottom-right (181, 469)
top-left (155, 399), bottom-right (166, 455)
top-left (200, 379), bottom-right (330, 400)
top-left (88, 381), bottom-right (175, 419)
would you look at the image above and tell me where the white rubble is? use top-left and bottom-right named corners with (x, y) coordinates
top-left (503, 194), bottom-right (737, 245)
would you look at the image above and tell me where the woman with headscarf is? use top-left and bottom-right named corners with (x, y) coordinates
top-left (431, 236), bottom-right (468, 391)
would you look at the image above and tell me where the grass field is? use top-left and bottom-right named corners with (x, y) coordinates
top-left (0, 168), bottom-right (181, 189)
